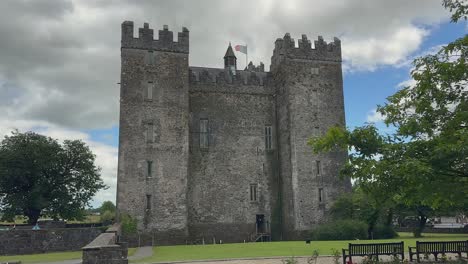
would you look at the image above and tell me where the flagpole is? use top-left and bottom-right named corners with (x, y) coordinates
top-left (246, 44), bottom-right (248, 69)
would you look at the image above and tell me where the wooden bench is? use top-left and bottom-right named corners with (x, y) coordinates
top-left (342, 242), bottom-right (404, 264)
top-left (409, 240), bottom-right (468, 262)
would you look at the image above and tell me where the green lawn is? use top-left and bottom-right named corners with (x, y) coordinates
top-left (135, 233), bottom-right (468, 263)
top-left (0, 247), bottom-right (137, 263)
top-left (0, 233), bottom-right (465, 263)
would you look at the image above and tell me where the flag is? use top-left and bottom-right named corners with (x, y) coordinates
top-left (235, 45), bottom-right (247, 54)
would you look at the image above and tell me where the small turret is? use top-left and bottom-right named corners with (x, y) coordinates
top-left (224, 43), bottom-right (237, 75)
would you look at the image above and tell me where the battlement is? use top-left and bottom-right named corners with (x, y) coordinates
top-left (272, 34), bottom-right (341, 64)
top-left (121, 21), bottom-right (189, 53)
top-left (189, 67), bottom-right (268, 87)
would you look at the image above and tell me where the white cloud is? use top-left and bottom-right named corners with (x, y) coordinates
top-left (397, 79), bottom-right (417, 89)
top-left (0, 0), bottom-right (455, 208)
top-left (366, 109), bottom-right (385, 123)
top-left (343, 26), bottom-right (429, 71)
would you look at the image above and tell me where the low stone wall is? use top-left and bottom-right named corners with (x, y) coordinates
top-left (82, 224), bottom-right (128, 264)
top-left (395, 227), bottom-right (468, 234)
top-left (0, 227), bottom-right (102, 255)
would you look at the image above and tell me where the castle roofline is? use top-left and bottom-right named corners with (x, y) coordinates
top-left (224, 43), bottom-right (236, 58)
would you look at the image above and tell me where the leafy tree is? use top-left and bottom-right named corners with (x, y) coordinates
top-left (0, 131), bottom-right (107, 224)
top-left (99, 201), bottom-right (116, 215)
top-left (309, 0), bottom-right (467, 236)
top-left (330, 186), bottom-right (396, 238)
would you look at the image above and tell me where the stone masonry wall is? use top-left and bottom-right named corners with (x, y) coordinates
top-left (117, 22), bottom-right (190, 244)
top-left (117, 21), bottom-right (350, 244)
top-left (271, 34), bottom-right (351, 239)
top-left (188, 77), bottom-right (278, 243)
top-left (0, 228), bottom-right (102, 255)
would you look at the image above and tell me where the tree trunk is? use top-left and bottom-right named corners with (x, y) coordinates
top-left (26, 208), bottom-right (41, 225)
top-left (367, 210), bottom-right (381, 239)
top-left (413, 213), bottom-right (427, 238)
top-left (385, 208), bottom-right (394, 227)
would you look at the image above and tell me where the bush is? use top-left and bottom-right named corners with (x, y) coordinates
top-left (120, 213), bottom-right (138, 235)
top-left (310, 220), bottom-right (367, 240)
top-left (373, 224), bottom-right (398, 239)
top-left (100, 210), bottom-right (115, 225)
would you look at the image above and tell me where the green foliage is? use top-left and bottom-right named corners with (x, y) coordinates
top-left (307, 250), bottom-right (320, 264)
top-left (373, 224), bottom-right (398, 239)
top-left (99, 201), bottom-right (116, 215)
top-left (309, 1), bottom-right (468, 238)
top-left (100, 210), bottom-right (115, 225)
top-left (120, 213), bottom-right (138, 235)
top-left (310, 220), bottom-right (367, 240)
top-left (331, 248), bottom-right (340, 264)
top-left (0, 131), bottom-right (107, 224)
top-left (330, 189), bottom-right (396, 239)
top-left (282, 256), bottom-right (298, 264)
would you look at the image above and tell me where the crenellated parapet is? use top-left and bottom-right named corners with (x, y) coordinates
top-left (189, 67), bottom-right (268, 87)
top-left (121, 21), bottom-right (189, 53)
top-left (271, 34), bottom-right (341, 68)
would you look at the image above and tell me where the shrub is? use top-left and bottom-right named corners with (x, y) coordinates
top-left (100, 210), bottom-right (115, 225)
top-left (373, 224), bottom-right (398, 239)
top-left (120, 213), bottom-right (138, 235)
top-left (310, 220), bottom-right (367, 240)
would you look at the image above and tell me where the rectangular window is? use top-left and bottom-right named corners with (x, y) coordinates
top-left (250, 184), bottom-right (258, 201)
top-left (147, 82), bottom-right (153, 100)
top-left (264, 126), bottom-right (272, 150)
top-left (147, 123), bottom-right (153, 143)
top-left (318, 188), bottom-right (324, 202)
top-left (146, 51), bottom-right (155, 65)
top-left (314, 126), bottom-right (320, 135)
top-left (316, 160), bottom-right (321, 175)
top-left (147, 160), bottom-right (153, 178)
top-left (146, 194), bottom-right (151, 210)
top-left (200, 118), bottom-right (209, 148)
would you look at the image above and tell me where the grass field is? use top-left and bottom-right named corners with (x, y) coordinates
top-left (0, 233), bottom-right (465, 263)
top-left (135, 233), bottom-right (468, 263)
top-left (0, 247), bottom-right (137, 263)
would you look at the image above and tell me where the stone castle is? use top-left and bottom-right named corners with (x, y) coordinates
top-left (116, 21), bottom-right (351, 245)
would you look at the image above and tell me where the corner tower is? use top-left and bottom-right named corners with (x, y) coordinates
top-left (271, 34), bottom-right (351, 239)
top-left (117, 21), bottom-right (190, 244)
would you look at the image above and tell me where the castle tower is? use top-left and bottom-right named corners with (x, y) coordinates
top-left (117, 21), bottom-right (190, 244)
top-left (271, 34), bottom-right (351, 239)
top-left (224, 43), bottom-right (237, 74)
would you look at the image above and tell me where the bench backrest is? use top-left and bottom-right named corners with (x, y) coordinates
top-left (349, 242), bottom-right (404, 255)
top-left (417, 240), bottom-right (468, 253)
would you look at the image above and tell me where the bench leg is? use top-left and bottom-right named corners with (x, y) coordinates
top-left (349, 256), bottom-right (353, 264)
top-left (434, 253), bottom-right (438, 261)
top-left (416, 252), bottom-right (420, 263)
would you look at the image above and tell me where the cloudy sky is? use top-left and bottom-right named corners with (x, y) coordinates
top-left (0, 0), bottom-right (466, 208)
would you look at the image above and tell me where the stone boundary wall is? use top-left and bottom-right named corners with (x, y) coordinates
top-left (82, 224), bottom-right (128, 264)
top-left (0, 227), bottom-right (102, 255)
top-left (395, 227), bottom-right (468, 234)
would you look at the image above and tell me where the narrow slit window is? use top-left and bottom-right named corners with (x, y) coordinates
top-left (316, 160), bottom-right (321, 175)
top-left (264, 126), bottom-right (272, 150)
top-left (250, 184), bottom-right (258, 201)
top-left (200, 118), bottom-right (209, 149)
top-left (147, 160), bottom-right (153, 178)
top-left (146, 51), bottom-right (155, 65)
top-left (147, 123), bottom-right (153, 143)
top-left (147, 82), bottom-right (153, 100)
top-left (318, 188), bottom-right (324, 202)
top-left (146, 194), bottom-right (151, 210)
